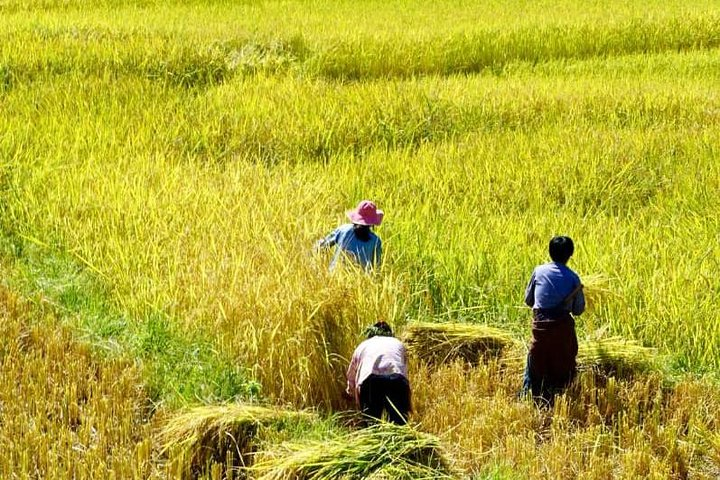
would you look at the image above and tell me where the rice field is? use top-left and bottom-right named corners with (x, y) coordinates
top-left (2, 0), bottom-right (720, 477)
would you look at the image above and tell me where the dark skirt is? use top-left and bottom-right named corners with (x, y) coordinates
top-left (524, 309), bottom-right (578, 402)
top-left (359, 373), bottom-right (410, 425)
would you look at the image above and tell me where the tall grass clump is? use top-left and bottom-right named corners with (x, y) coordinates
top-left (251, 423), bottom-right (457, 480)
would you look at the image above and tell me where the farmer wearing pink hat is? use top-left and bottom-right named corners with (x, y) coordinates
top-left (315, 200), bottom-right (383, 271)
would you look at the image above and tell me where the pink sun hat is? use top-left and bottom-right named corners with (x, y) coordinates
top-left (346, 200), bottom-right (384, 226)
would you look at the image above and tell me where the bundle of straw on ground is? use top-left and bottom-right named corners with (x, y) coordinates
top-left (157, 403), bottom-right (315, 479)
top-left (250, 423), bottom-right (457, 480)
top-left (402, 322), bottom-right (518, 365)
top-left (577, 336), bottom-right (657, 376)
top-left (403, 322), bottom-right (658, 379)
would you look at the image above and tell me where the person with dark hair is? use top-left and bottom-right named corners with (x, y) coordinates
top-left (315, 200), bottom-right (383, 271)
top-left (346, 321), bottom-right (411, 425)
top-left (521, 235), bottom-right (585, 406)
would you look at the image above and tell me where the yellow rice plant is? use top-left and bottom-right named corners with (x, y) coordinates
top-left (411, 359), bottom-right (720, 478)
top-left (0, 283), bottom-right (156, 479)
top-left (7, 144), bottom-right (407, 409)
top-left (401, 321), bottom-right (519, 365)
top-left (157, 403), bottom-right (316, 479)
top-left (705, 430), bottom-right (720, 476)
top-left (4, 4), bottom-right (720, 478)
top-left (250, 422), bottom-right (457, 480)
top-left (410, 360), bottom-right (542, 473)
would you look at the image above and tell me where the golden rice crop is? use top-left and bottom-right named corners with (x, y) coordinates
top-left (704, 430), bottom-right (720, 474)
top-left (412, 360), bottom-right (720, 478)
top-left (250, 422), bottom-right (457, 480)
top-left (3, 1), bottom-right (720, 478)
top-left (0, 283), bottom-right (157, 479)
top-left (402, 322), bottom-right (518, 365)
top-left (157, 403), bottom-right (316, 478)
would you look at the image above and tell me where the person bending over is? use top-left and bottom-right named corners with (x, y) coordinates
top-left (346, 321), bottom-right (411, 425)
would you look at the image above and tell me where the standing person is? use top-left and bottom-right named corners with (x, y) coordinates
top-left (346, 321), bottom-right (411, 425)
top-left (522, 236), bottom-right (585, 406)
top-left (315, 200), bottom-right (383, 271)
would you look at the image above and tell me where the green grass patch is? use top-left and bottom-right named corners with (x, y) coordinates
top-left (0, 230), bottom-right (260, 407)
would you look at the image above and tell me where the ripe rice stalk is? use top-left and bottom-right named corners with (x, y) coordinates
top-left (577, 336), bottom-right (657, 375)
top-left (402, 322), bottom-right (519, 365)
top-left (706, 430), bottom-right (720, 472)
top-left (157, 403), bottom-right (315, 479)
top-left (250, 422), bottom-right (457, 480)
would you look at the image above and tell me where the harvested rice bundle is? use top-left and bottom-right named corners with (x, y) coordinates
top-left (581, 273), bottom-right (616, 312)
top-left (157, 403), bottom-right (315, 478)
top-left (402, 321), bottom-right (518, 365)
top-left (251, 422), bottom-right (456, 480)
top-left (578, 336), bottom-right (657, 375)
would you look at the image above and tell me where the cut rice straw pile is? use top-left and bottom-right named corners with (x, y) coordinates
top-left (577, 336), bottom-right (658, 374)
top-left (157, 403), bottom-right (315, 478)
top-left (402, 321), bottom-right (519, 365)
top-left (403, 322), bottom-right (659, 377)
top-left (581, 273), bottom-right (617, 312)
top-left (250, 422), bottom-right (457, 480)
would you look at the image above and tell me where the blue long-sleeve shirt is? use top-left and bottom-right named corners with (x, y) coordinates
top-left (524, 262), bottom-right (585, 315)
top-left (317, 224), bottom-right (382, 271)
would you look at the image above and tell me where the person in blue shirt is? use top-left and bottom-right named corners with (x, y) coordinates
top-left (315, 200), bottom-right (383, 271)
top-left (521, 236), bottom-right (585, 406)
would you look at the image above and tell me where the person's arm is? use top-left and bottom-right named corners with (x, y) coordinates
top-left (524, 270), bottom-right (536, 308)
top-left (571, 283), bottom-right (586, 316)
top-left (315, 228), bottom-right (340, 251)
top-left (346, 347), bottom-right (361, 403)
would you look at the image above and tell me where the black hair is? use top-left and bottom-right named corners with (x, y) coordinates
top-left (549, 236), bottom-right (574, 264)
top-left (365, 321), bottom-right (393, 339)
